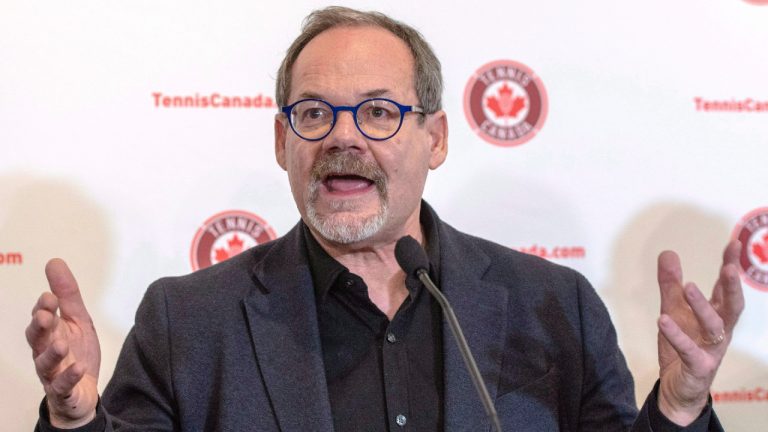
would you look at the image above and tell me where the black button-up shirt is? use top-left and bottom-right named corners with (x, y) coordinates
top-left (303, 208), bottom-right (443, 432)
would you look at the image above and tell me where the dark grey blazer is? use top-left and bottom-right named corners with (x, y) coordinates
top-left (45, 214), bottom-right (720, 431)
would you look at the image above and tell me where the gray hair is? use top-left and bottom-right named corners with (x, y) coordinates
top-left (275, 6), bottom-right (443, 114)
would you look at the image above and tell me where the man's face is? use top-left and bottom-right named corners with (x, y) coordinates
top-left (275, 26), bottom-right (447, 246)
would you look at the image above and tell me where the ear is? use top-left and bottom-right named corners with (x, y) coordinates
top-left (426, 110), bottom-right (448, 169)
top-left (274, 113), bottom-right (288, 171)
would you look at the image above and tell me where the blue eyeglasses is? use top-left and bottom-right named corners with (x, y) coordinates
top-left (280, 98), bottom-right (425, 141)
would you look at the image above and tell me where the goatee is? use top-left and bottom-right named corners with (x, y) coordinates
top-left (305, 152), bottom-right (389, 244)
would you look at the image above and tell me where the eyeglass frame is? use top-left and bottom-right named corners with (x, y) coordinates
top-left (280, 98), bottom-right (425, 142)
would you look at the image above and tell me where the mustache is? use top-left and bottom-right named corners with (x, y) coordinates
top-left (310, 152), bottom-right (387, 196)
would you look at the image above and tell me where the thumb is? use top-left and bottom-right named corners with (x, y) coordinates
top-left (45, 259), bottom-right (90, 321)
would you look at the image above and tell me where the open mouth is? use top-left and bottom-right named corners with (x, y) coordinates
top-left (310, 152), bottom-right (386, 199)
top-left (323, 173), bottom-right (375, 193)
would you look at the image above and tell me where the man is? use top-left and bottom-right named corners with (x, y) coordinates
top-left (27, 6), bottom-right (744, 431)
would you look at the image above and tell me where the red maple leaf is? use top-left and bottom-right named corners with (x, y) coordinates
top-left (752, 233), bottom-right (768, 264)
top-left (486, 83), bottom-right (526, 118)
top-left (213, 234), bottom-right (246, 264)
top-left (227, 234), bottom-right (245, 255)
top-left (214, 248), bottom-right (229, 263)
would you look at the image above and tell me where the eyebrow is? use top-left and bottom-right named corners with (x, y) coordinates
top-left (295, 88), bottom-right (393, 102)
top-left (297, 91), bottom-right (324, 100)
top-left (361, 89), bottom-right (391, 98)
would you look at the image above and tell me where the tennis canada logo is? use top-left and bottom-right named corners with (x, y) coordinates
top-left (464, 60), bottom-right (548, 147)
top-left (190, 210), bottom-right (277, 271)
top-left (733, 208), bottom-right (768, 292)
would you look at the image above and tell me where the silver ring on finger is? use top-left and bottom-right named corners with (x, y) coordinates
top-left (702, 329), bottom-right (726, 346)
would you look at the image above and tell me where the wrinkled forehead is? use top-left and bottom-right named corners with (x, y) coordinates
top-left (289, 26), bottom-right (416, 104)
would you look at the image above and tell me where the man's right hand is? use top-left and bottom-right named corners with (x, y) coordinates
top-left (26, 259), bottom-right (101, 428)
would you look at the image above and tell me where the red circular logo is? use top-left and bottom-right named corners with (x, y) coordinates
top-left (732, 207), bottom-right (768, 292)
top-left (190, 210), bottom-right (278, 271)
top-left (464, 60), bottom-right (548, 147)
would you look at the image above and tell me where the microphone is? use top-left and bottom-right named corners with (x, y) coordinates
top-left (395, 236), bottom-right (502, 432)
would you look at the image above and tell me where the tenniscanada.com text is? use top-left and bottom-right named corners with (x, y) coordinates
top-left (516, 245), bottom-right (586, 259)
top-left (0, 252), bottom-right (23, 265)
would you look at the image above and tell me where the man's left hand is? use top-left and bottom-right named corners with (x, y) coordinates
top-left (656, 240), bottom-right (744, 425)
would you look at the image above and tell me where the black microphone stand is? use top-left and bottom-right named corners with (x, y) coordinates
top-left (415, 268), bottom-right (502, 432)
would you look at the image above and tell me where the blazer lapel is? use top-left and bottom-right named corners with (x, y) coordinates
top-left (242, 225), bottom-right (334, 432)
top-left (439, 223), bottom-right (509, 431)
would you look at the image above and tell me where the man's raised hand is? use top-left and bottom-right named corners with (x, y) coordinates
top-left (25, 259), bottom-right (101, 428)
top-left (656, 240), bottom-right (744, 425)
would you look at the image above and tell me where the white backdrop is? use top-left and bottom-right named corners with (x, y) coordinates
top-left (1, 1), bottom-right (766, 430)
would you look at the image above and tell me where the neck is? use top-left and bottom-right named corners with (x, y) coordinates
top-left (307, 213), bottom-right (424, 320)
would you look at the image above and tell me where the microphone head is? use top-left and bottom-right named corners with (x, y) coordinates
top-left (395, 235), bottom-right (430, 277)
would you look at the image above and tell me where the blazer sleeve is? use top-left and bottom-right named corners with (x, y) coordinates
top-left (573, 271), bottom-right (641, 430)
top-left (634, 381), bottom-right (723, 432)
top-left (100, 280), bottom-right (177, 430)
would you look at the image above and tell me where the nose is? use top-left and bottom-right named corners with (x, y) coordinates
top-left (321, 109), bottom-right (366, 153)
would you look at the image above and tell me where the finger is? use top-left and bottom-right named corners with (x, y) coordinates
top-left (683, 283), bottom-right (725, 346)
top-left (26, 309), bottom-right (59, 357)
top-left (658, 314), bottom-right (706, 369)
top-left (718, 262), bottom-right (744, 331)
top-left (711, 241), bottom-right (742, 308)
top-left (45, 259), bottom-right (90, 322)
top-left (31, 292), bottom-right (59, 316)
top-left (34, 339), bottom-right (69, 384)
top-left (658, 250), bottom-right (686, 314)
top-left (49, 362), bottom-right (85, 400)
top-left (723, 240), bottom-right (741, 266)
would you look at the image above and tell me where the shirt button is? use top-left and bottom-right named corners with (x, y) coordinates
top-left (395, 414), bottom-right (407, 427)
top-left (386, 332), bottom-right (397, 344)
